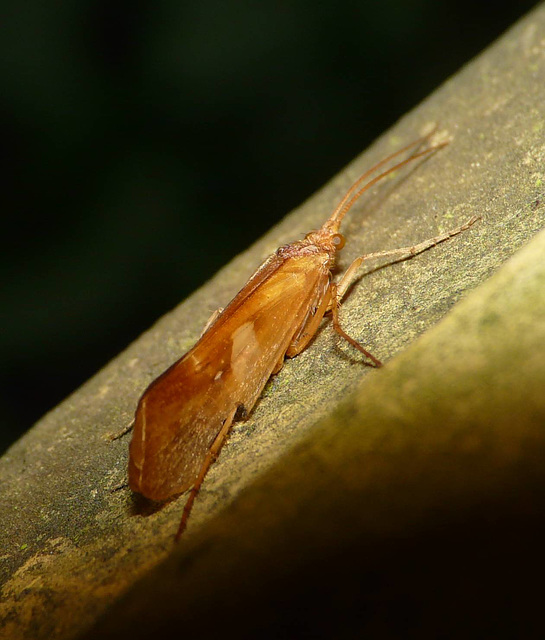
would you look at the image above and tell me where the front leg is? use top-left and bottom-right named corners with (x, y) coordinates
top-left (326, 217), bottom-right (480, 366)
top-left (334, 216), bottom-right (480, 302)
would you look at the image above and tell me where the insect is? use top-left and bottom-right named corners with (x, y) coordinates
top-left (128, 133), bottom-right (478, 539)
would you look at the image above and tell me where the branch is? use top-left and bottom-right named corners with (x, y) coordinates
top-left (2, 5), bottom-right (545, 639)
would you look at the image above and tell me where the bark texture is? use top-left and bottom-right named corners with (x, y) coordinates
top-left (2, 5), bottom-right (545, 639)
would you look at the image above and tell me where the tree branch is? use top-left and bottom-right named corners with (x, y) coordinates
top-left (2, 5), bottom-right (545, 639)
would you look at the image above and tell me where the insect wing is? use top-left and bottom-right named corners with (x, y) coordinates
top-left (129, 251), bottom-right (330, 501)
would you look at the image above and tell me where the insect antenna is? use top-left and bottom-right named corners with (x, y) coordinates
top-left (324, 136), bottom-right (448, 235)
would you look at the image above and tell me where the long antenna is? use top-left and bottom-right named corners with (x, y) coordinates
top-left (323, 137), bottom-right (448, 235)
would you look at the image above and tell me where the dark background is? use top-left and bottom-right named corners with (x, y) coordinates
top-left (1, 0), bottom-right (538, 453)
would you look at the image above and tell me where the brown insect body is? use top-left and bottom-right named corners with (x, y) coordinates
top-left (129, 226), bottom-right (340, 501)
top-left (128, 134), bottom-right (477, 536)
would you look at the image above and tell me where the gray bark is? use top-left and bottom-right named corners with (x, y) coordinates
top-left (2, 4), bottom-right (545, 639)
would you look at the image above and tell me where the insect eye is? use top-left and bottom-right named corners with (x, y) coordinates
top-left (332, 233), bottom-right (346, 249)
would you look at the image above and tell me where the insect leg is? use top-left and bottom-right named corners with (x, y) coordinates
top-left (329, 283), bottom-right (383, 367)
top-left (106, 419), bottom-right (134, 442)
top-left (175, 405), bottom-right (238, 541)
top-left (285, 282), bottom-right (333, 358)
top-left (271, 353), bottom-right (286, 374)
top-left (329, 217), bottom-right (479, 366)
top-left (200, 307), bottom-right (224, 337)
top-left (334, 216), bottom-right (480, 301)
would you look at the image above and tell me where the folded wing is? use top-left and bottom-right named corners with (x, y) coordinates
top-left (129, 249), bottom-right (330, 500)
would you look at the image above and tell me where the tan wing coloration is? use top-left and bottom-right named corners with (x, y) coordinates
top-left (125, 134), bottom-right (474, 538)
top-left (129, 245), bottom-right (331, 501)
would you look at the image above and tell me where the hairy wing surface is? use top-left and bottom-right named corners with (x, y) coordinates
top-left (129, 251), bottom-right (330, 500)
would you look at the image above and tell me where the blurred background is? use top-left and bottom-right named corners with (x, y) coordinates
top-left (1, 0), bottom-right (538, 453)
